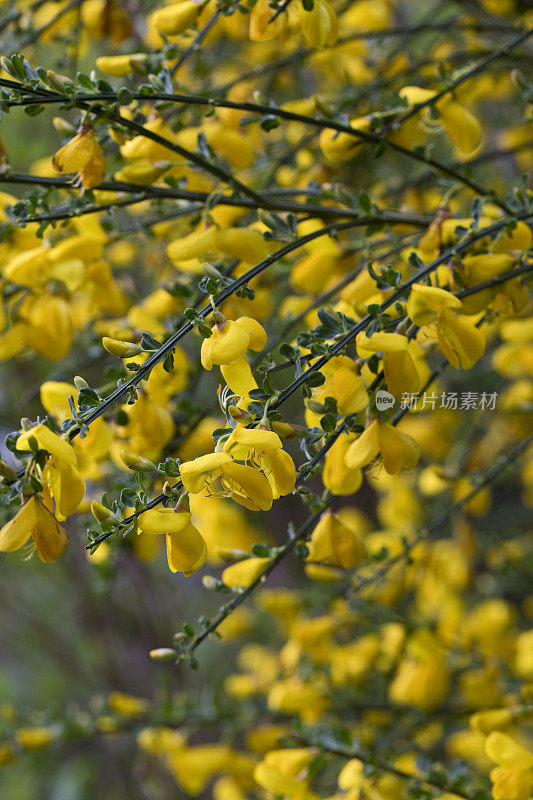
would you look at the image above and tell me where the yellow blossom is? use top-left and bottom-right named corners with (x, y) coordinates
top-left (299, 0), bottom-right (338, 49)
top-left (323, 433), bottom-right (363, 495)
top-left (222, 427), bottom-right (296, 498)
top-left (138, 507), bottom-right (207, 575)
top-left (0, 495), bottom-right (68, 562)
top-left (345, 420), bottom-right (420, 475)
top-left (108, 692), bottom-right (150, 717)
top-left (306, 511), bottom-right (365, 569)
top-left (399, 86), bottom-right (482, 155)
top-left (150, 1), bottom-right (201, 35)
top-left (249, 0), bottom-right (288, 41)
top-left (180, 452), bottom-right (273, 511)
top-left (14, 726), bottom-right (56, 751)
top-left (222, 556), bottom-right (273, 588)
top-left (407, 284), bottom-right (462, 327)
top-left (52, 124), bottom-right (105, 189)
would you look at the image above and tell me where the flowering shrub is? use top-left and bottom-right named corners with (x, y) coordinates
top-left (0, 0), bottom-right (532, 797)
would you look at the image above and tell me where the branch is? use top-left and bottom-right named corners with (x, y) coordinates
top-left (269, 212), bottom-right (533, 412)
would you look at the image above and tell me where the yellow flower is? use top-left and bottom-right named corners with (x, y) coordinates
top-left (485, 733), bottom-right (533, 769)
top-left (108, 692), bottom-right (150, 717)
top-left (485, 733), bottom-right (533, 800)
top-left (453, 477), bottom-right (491, 516)
top-left (323, 433), bottom-right (363, 495)
top-left (167, 744), bottom-right (235, 795)
top-left (179, 452), bottom-right (232, 493)
top-left (52, 124), bottom-right (105, 189)
top-left (150, 0), bottom-right (200, 36)
top-left (356, 332), bottom-right (420, 396)
top-left (299, 0), bottom-right (338, 49)
top-left (319, 117), bottom-right (370, 163)
top-left (267, 676), bottom-right (329, 722)
top-left (470, 709), bottom-right (514, 736)
top-left (306, 355), bottom-right (368, 423)
top-left (39, 381), bottom-right (112, 469)
top-left (95, 54), bottom-right (145, 76)
top-left (436, 308), bottom-right (485, 370)
top-left (138, 507), bottom-right (207, 575)
top-left (399, 86), bottom-right (482, 155)
top-left (306, 511), bottom-right (365, 569)
top-left (254, 761), bottom-right (319, 800)
top-left (167, 522), bottom-right (207, 575)
top-left (264, 747), bottom-right (316, 777)
top-left (40, 380), bottom-right (79, 421)
top-left (42, 458), bottom-right (86, 520)
top-left (0, 496), bottom-right (69, 563)
top-left (22, 293), bottom-right (74, 361)
top-left (223, 427), bottom-right (296, 498)
top-left (490, 765), bottom-right (533, 800)
top-left (461, 254), bottom-right (515, 314)
top-left (214, 227), bottom-right (272, 263)
top-left (407, 284), bottom-right (462, 327)
top-left (17, 423), bottom-right (77, 466)
top-left (344, 420), bottom-right (420, 475)
top-left (199, 315), bottom-right (266, 397)
top-left (338, 759), bottom-right (364, 792)
top-left (220, 356), bottom-right (259, 398)
top-left (180, 452), bottom-right (273, 511)
top-left (515, 630), bottom-right (533, 679)
top-left (81, 0), bottom-right (133, 41)
top-left (167, 226), bottom-right (218, 262)
top-left (389, 646), bottom-right (450, 710)
top-left (249, 0), bottom-right (288, 41)
top-left (407, 285), bottom-right (485, 369)
top-left (137, 725), bottom-right (186, 755)
top-left (112, 395), bottom-right (175, 464)
top-left (222, 556), bottom-right (273, 588)
top-left (201, 316), bottom-right (267, 369)
top-left (14, 726), bottom-right (56, 751)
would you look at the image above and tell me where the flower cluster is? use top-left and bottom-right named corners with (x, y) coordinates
top-left (0, 0), bottom-right (532, 795)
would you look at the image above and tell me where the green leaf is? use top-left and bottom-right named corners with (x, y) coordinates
top-left (305, 372), bottom-right (326, 388)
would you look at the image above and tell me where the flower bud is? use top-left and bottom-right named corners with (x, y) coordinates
top-left (91, 500), bottom-right (121, 526)
top-left (119, 449), bottom-right (157, 472)
top-left (102, 337), bottom-right (142, 358)
top-left (214, 546), bottom-right (251, 563)
top-left (45, 70), bottom-right (75, 92)
top-left (0, 57), bottom-right (17, 78)
top-left (272, 421), bottom-right (307, 439)
top-left (228, 406), bottom-right (251, 422)
top-left (149, 648), bottom-right (177, 662)
top-left (52, 116), bottom-right (75, 135)
top-left (202, 575), bottom-right (222, 590)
